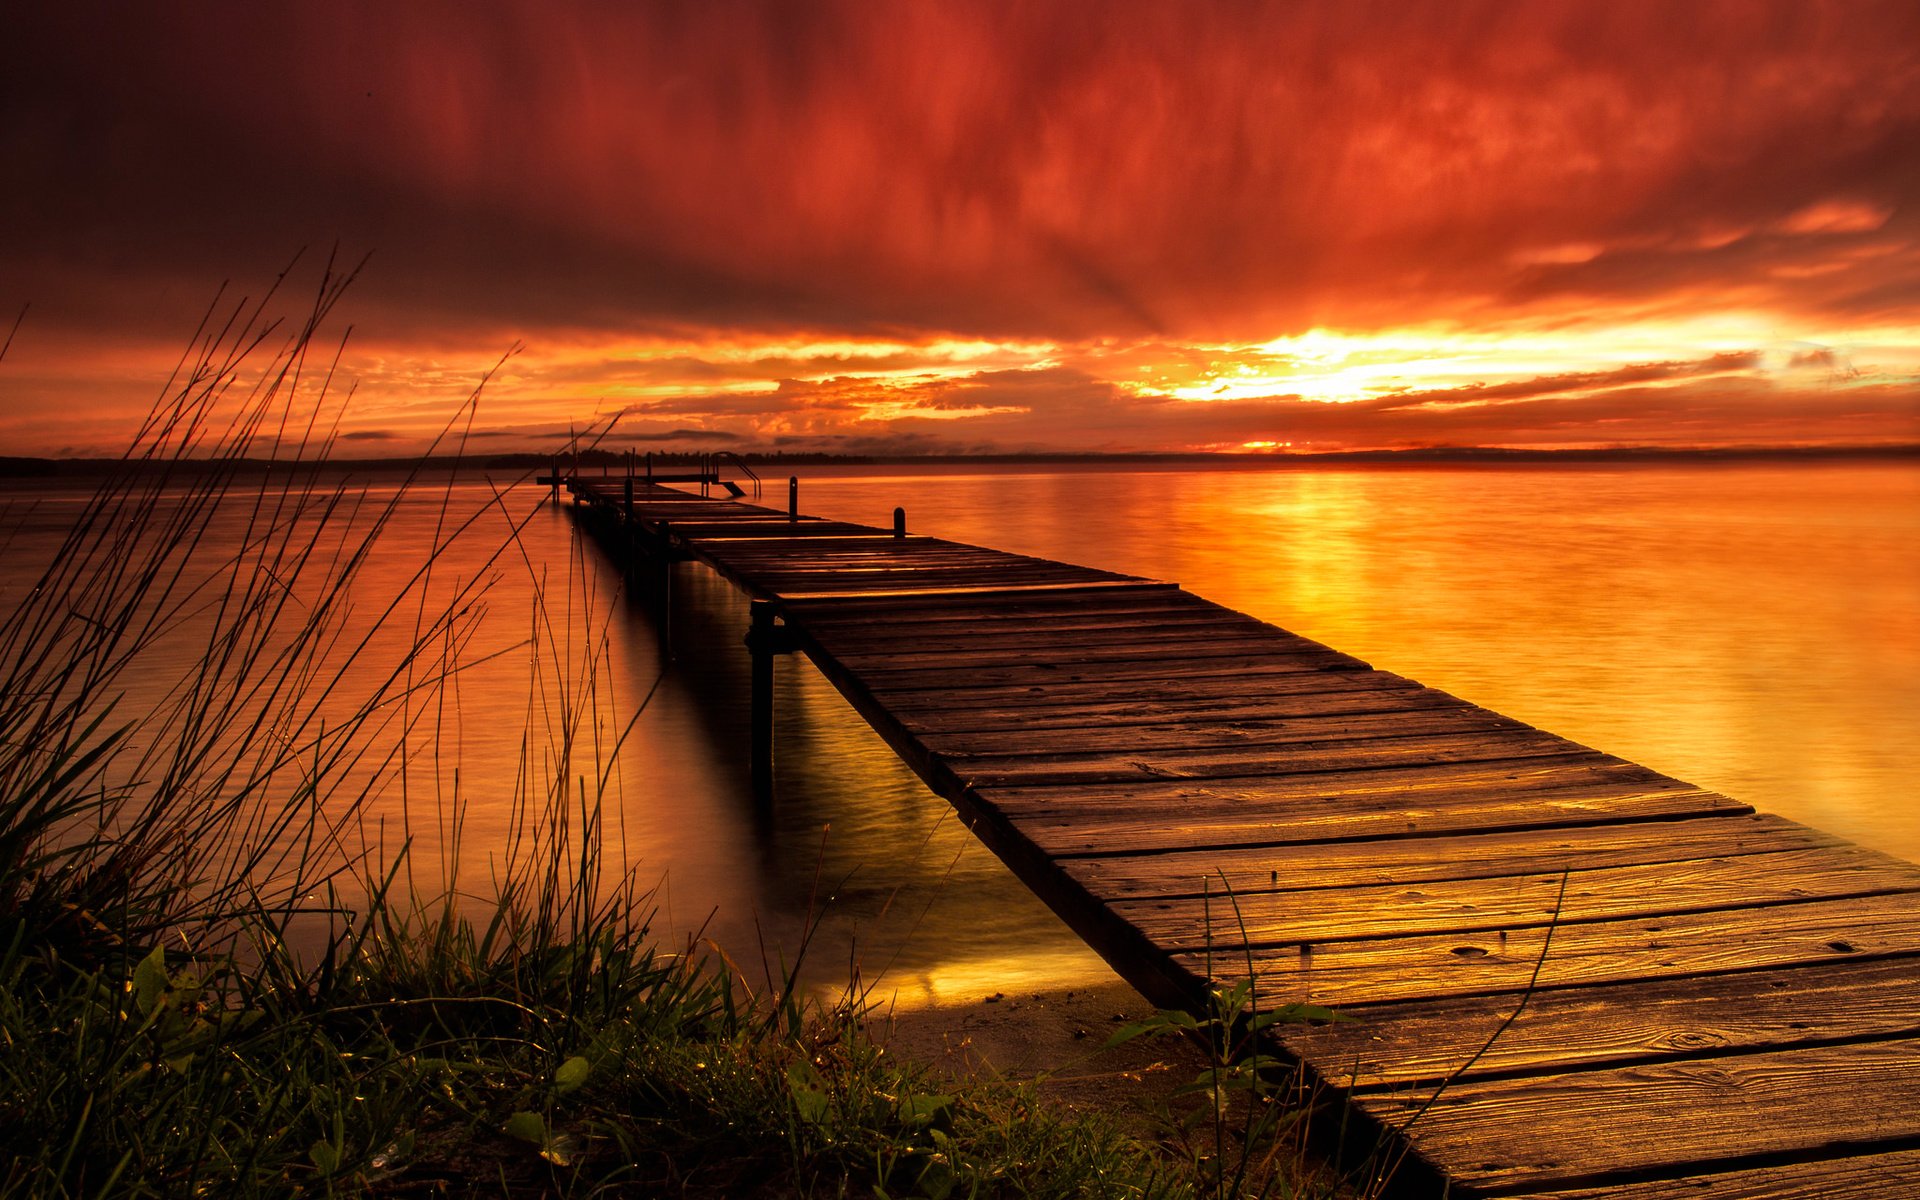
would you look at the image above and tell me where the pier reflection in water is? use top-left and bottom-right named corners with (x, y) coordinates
top-left (4, 460), bottom-right (1913, 1009)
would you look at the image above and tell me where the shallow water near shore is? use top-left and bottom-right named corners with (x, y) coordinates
top-left (4, 459), bottom-right (1916, 1007)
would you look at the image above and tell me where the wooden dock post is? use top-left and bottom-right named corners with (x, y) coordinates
top-left (623, 474), bottom-right (634, 520)
top-left (748, 600), bottom-right (776, 798)
top-left (893, 506), bottom-right (906, 537)
top-left (787, 476), bottom-right (798, 522)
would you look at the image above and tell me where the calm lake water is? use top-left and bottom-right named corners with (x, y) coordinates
top-left (5, 460), bottom-right (1916, 1007)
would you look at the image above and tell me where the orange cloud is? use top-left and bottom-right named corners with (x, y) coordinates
top-left (3, 2), bottom-right (1919, 454)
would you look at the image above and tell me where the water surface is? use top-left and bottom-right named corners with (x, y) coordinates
top-left (5, 460), bottom-right (1914, 1008)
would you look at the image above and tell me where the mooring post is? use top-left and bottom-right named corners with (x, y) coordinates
top-left (893, 506), bottom-right (906, 538)
top-left (646, 451), bottom-right (653, 485)
top-left (748, 600), bottom-right (776, 798)
top-left (623, 474), bottom-right (634, 520)
top-left (788, 476), bottom-right (798, 522)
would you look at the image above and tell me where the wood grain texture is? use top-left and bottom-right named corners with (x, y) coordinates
top-left (952, 727), bottom-right (1599, 789)
top-left (850, 650), bottom-right (1372, 691)
top-left (980, 769), bottom-right (1743, 857)
top-left (779, 586), bottom-right (1191, 624)
top-left (922, 702), bottom-right (1498, 756)
top-left (1362, 1037), bottom-right (1920, 1194)
top-left (865, 667), bottom-right (1423, 712)
top-left (802, 610), bottom-right (1274, 648)
top-left (1063, 812), bottom-right (1826, 900)
top-left (831, 634), bottom-right (1356, 673)
top-left (1113, 846), bottom-right (1918, 950)
top-left (905, 683), bottom-right (1463, 736)
top-left (1282, 955), bottom-right (1920, 1089)
top-left (1176, 891), bottom-right (1920, 1009)
top-left (1519, 1146), bottom-right (1920, 1199)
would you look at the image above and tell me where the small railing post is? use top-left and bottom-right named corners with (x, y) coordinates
top-left (893, 506), bottom-right (906, 538)
top-left (788, 476), bottom-right (798, 522)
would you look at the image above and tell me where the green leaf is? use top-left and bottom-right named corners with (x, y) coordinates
top-left (504, 1111), bottom-right (548, 1146)
top-left (786, 1062), bottom-right (830, 1126)
top-left (132, 945), bottom-right (168, 1016)
top-left (1257, 1002), bottom-right (1352, 1026)
top-left (896, 1093), bottom-right (954, 1128)
top-left (553, 1055), bottom-right (590, 1096)
top-left (308, 1139), bottom-right (341, 1176)
top-left (1103, 1008), bottom-right (1201, 1049)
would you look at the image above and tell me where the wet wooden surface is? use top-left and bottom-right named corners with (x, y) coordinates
top-left (570, 477), bottom-right (1920, 1198)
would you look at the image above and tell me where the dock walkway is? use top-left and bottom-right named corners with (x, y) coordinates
top-left (569, 474), bottom-right (1920, 1198)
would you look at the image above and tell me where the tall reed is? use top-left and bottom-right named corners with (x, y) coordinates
top-left (0, 261), bottom-right (686, 1193)
top-left (0, 267), bottom-right (1344, 1197)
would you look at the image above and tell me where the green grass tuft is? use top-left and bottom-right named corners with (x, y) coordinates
top-left (0, 265), bottom-right (1354, 1198)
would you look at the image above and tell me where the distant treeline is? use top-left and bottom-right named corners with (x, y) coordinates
top-left (3, 444), bottom-right (1916, 480)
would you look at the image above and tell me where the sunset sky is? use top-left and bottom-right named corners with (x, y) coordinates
top-left (3, 1), bottom-right (1918, 457)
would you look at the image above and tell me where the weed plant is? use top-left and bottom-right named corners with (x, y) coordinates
top-left (0, 269), bottom-right (1347, 1198)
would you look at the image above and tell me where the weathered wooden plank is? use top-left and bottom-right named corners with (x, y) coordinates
top-left (833, 634), bottom-right (1364, 674)
top-left (1282, 955), bottom-right (1920, 1089)
top-left (1113, 846), bottom-right (1918, 951)
top-left (749, 572), bottom-right (1138, 597)
top-left (693, 537), bottom-right (1056, 558)
top-left (808, 617), bottom-right (1279, 656)
top-left (724, 554), bottom-right (1114, 574)
top-left (950, 726), bottom-right (1584, 789)
top-left (1063, 812), bottom-right (1826, 900)
top-left (803, 610), bottom-right (1272, 648)
top-left (983, 756), bottom-right (1692, 818)
top-left (777, 581), bottom-right (1186, 621)
top-left (750, 563), bottom-right (1129, 584)
top-left (1519, 1146), bottom-right (1920, 1199)
top-left (905, 683), bottom-right (1462, 736)
top-left (763, 578), bottom-right (1165, 602)
top-left (1361, 1037), bottom-right (1920, 1194)
top-left (1177, 891), bottom-right (1920, 1009)
top-left (985, 771), bottom-right (1740, 858)
top-left (654, 521), bottom-right (885, 538)
top-left (708, 548), bottom-right (1039, 568)
top-left (924, 705), bottom-right (1506, 757)
top-left (852, 651), bottom-right (1370, 691)
top-left (872, 667), bottom-right (1423, 713)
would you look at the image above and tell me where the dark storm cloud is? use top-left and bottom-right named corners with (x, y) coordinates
top-left (4, 1), bottom-right (1920, 453)
top-left (7, 1), bottom-right (1920, 343)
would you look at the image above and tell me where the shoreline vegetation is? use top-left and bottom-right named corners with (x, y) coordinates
top-left (0, 278), bottom-right (1368, 1196)
top-left (3, 441), bottom-right (1917, 481)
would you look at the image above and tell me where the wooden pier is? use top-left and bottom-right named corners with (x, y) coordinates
top-left (566, 472), bottom-right (1920, 1198)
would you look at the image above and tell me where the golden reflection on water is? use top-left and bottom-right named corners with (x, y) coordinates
top-left (799, 461), bottom-right (1920, 870)
top-left (4, 463), bottom-right (1914, 1009)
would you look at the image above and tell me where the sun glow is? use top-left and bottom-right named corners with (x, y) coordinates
top-left (1120, 317), bottom-right (1920, 411)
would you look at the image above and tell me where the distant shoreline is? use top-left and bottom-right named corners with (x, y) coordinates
top-left (2, 442), bottom-right (1916, 479)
